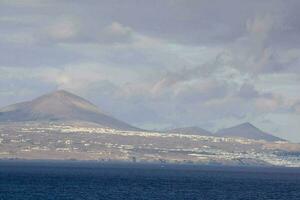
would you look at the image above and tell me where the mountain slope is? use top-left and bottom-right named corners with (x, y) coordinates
top-left (167, 126), bottom-right (213, 136)
top-left (0, 90), bottom-right (139, 131)
top-left (215, 122), bottom-right (284, 142)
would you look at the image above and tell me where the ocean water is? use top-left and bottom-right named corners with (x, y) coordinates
top-left (0, 161), bottom-right (300, 200)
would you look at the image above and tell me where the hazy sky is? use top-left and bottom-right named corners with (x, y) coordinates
top-left (0, 0), bottom-right (300, 141)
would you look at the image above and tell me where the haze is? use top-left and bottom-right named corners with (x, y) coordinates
top-left (0, 0), bottom-right (299, 142)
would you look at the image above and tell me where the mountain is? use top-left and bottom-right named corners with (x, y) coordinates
top-left (167, 126), bottom-right (213, 136)
top-left (0, 90), bottom-right (140, 131)
top-left (215, 122), bottom-right (284, 142)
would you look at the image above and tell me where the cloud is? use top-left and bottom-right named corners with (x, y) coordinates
top-left (0, 32), bottom-right (35, 45)
top-left (0, 0), bottom-right (48, 7)
top-left (255, 97), bottom-right (281, 112)
top-left (0, 0), bottom-right (300, 141)
top-left (238, 83), bottom-right (259, 99)
top-left (45, 17), bottom-right (81, 41)
top-left (97, 22), bottom-right (134, 44)
top-left (228, 14), bottom-right (276, 74)
top-left (246, 14), bottom-right (275, 43)
top-left (292, 101), bottom-right (300, 114)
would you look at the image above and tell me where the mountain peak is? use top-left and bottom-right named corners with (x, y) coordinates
top-left (216, 122), bottom-right (284, 142)
top-left (50, 89), bottom-right (73, 96)
top-left (32, 90), bottom-right (101, 115)
top-left (238, 122), bottom-right (256, 128)
top-left (43, 90), bottom-right (86, 101)
top-left (0, 90), bottom-right (140, 131)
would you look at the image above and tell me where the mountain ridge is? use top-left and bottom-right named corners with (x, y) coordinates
top-left (166, 126), bottom-right (213, 136)
top-left (0, 90), bottom-right (286, 141)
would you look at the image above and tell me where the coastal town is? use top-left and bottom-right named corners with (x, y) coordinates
top-left (1, 122), bottom-right (299, 167)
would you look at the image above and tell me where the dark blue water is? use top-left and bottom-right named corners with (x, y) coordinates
top-left (0, 161), bottom-right (300, 200)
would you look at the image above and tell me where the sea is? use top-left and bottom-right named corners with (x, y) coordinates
top-left (0, 161), bottom-right (299, 200)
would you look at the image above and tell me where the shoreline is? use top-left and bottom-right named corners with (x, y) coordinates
top-left (1, 158), bottom-right (300, 172)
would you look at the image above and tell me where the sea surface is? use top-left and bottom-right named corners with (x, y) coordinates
top-left (0, 161), bottom-right (300, 200)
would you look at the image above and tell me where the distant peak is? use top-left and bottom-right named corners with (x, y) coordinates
top-left (216, 122), bottom-right (285, 141)
top-left (33, 90), bottom-right (101, 113)
top-left (45, 90), bottom-right (83, 100)
top-left (239, 122), bottom-right (256, 128)
top-left (50, 90), bottom-right (74, 96)
top-left (177, 126), bottom-right (198, 129)
top-left (55, 89), bottom-right (68, 93)
top-left (243, 122), bottom-right (252, 125)
top-left (0, 89), bottom-right (140, 131)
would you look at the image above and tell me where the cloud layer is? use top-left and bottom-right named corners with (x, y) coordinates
top-left (0, 0), bottom-right (300, 141)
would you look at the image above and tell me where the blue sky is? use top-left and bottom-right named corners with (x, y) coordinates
top-left (0, 0), bottom-right (300, 141)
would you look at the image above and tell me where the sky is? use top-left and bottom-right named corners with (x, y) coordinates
top-left (0, 0), bottom-right (300, 141)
